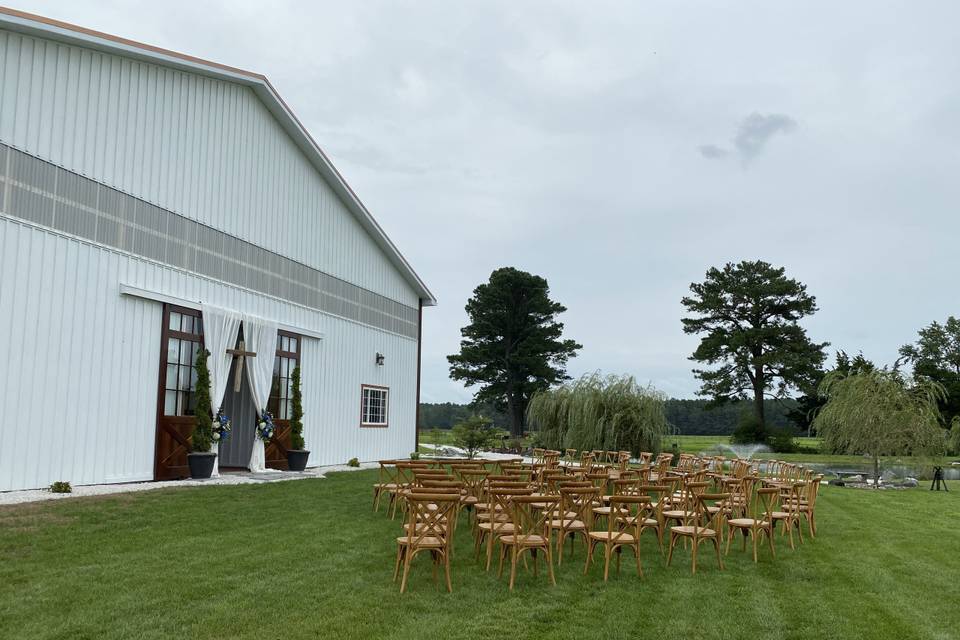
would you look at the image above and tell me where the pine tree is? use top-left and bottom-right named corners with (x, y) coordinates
top-left (290, 366), bottom-right (305, 450)
top-left (192, 348), bottom-right (213, 452)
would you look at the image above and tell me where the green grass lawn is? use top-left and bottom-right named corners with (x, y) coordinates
top-left (1, 471), bottom-right (958, 640)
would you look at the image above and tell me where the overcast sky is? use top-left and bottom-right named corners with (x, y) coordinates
top-left (18, 1), bottom-right (960, 402)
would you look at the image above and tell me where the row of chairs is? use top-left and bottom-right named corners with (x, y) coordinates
top-left (379, 454), bottom-right (823, 592)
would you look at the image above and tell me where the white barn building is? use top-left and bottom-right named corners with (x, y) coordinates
top-left (0, 8), bottom-right (435, 491)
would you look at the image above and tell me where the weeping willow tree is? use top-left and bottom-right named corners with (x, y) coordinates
top-left (812, 369), bottom-right (945, 487)
top-left (526, 373), bottom-right (668, 455)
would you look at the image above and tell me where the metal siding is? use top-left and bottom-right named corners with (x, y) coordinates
top-left (0, 28), bottom-right (419, 308)
top-left (0, 218), bottom-right (417, 491)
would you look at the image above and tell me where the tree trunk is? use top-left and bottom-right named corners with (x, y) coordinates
top-left (753, 379), bottom-right (766, 432)
top-left (505, 394), bottom-right (524, 438)
top-left (873, 455), bottom-right (880, 489)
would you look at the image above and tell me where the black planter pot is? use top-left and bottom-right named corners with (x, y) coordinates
top-left (287, 449), bottom-right (310, 472)
top-left (187, 452), bottom-right (217, 479)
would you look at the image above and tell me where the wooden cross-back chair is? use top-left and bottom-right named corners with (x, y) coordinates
top-left (636, 484), bottom-right (668, 553)
top-left (551, 486), bottom-right (599, 565)
top-left (667, 492), bottom-right (730, 574)
top-left (476, 487), bottom-right (533, 571)
top-left (593, 477), bottom-right (641, 531)
top-left (374, 460), bottom-right (402, 513)
top-left (389, 462), bottom-right (433, 519)
top-left (726, 486), bottom-right (777, 562)
top-left (584, 494), bottom-right (651, 581)
top-left (458, 469), bottom-right (490, 514)
top-left (394, 493), bottom-right (460, 593)
top-left (770, 481), bottom-right (806, 549)
top-left (662, 480), bottom-right (708, 531)
top-left (498, 494), bottom-right (559, 590)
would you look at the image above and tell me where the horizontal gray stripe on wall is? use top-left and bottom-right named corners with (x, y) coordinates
top-left (0, 142), bottom-right (419, 339)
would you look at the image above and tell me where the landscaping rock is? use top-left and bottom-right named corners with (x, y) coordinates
top-left (828, 479), bottom-right (845, 487)
top-left (902, 477), bottom-right (919, 488)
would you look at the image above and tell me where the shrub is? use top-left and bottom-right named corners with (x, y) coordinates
top-left (289, 366), bottom-right (305, 450)
top-left (409, 452), bottom-right (420, 460)
top-left (191, 348), bottom-right (214, 452)
top-left (526, 373), bottom-right (668, 456)
top-left (731, 412), bottom-right (767, 444)
top-left (451, 415), bottom-right (504, 459)
top-left (768, 428), bottom-right (797, 453)
top-left (347, 457), bottom-right (360, 467)
top-left (948, 420), bottom-right (960, 457)
top-left (49, 481), bottom-right (72, 493)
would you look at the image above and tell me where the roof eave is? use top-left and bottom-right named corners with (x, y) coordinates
top-left (0, 6), bottom-right (437, 306)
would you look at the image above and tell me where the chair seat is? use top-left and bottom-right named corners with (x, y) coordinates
top-left (663, 509), bottom-right (694, 520)
top-left (461, 496), bottom-right (479, 505)
top-left (588, 531), bottom-right (636, 543)
top-left (477, 521), bottom-right (515, 533)
top-left (375, 483), bottom-right (399, 490)
top-left (728, 518), bottom-right (769, 528)
top-left (549, 519), bottom-right (586, 530)
top-left (396, 535), bottom-right (444, 548)
top-left (671, 525), bottom-right (717, 537)
top-left (499, 534), bottom-right (548, 546)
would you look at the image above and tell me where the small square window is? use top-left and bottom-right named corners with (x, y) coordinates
top-left (361, 386), bottom-right (388, 427)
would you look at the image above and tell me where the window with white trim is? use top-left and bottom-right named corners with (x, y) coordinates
top-left (361, 385), bottom-right (389, 427)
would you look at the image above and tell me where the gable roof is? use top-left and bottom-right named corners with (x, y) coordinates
top-left (0, 6), bottom-right (436, 306)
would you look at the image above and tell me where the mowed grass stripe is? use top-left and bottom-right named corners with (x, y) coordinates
top-left (0, 471), bottom-right (957, 640)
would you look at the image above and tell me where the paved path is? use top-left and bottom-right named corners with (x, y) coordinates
top-left (0, 462), bottom-right (379, 506)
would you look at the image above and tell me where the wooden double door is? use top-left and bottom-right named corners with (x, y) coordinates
top-left (153, 304), bottom-right (292, 480)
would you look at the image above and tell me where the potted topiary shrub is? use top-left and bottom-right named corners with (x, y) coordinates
top-left (187, 348), bottom-right (217, 479)
top-left (286, 366), bottom-right (310, 471)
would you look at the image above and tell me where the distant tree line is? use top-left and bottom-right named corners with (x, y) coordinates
top-left (420, 397), bottom-right (796, 436)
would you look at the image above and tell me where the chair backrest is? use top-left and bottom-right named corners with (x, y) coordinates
top-left (459, 469), bottom-right (490, 500)
top-left (638, 484), bottom-right (668, 517)
top-left (755, 487), bottom-right (778, 525)
top-left (419, 479), bottom-right (464, 491)
top-left (489, 487), bottom-right (534, 518)
top-left (510, 495), bottom-right (558, 543)
top-left (402, 493), bottom-right (459, 545)
top-left (608, 495), bottom-right (652, 542)
top-left (695, 493), bottom-right (731, 531)
top-left (611, 478), bottom-right (640, 497)
top-left (560, 486), bottom-right (600, 525)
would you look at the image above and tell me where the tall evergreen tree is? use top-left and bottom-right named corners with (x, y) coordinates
top-left (448, 267), bottom-right (581, 436)
top-left (681, 260), bottom-right (828, 430)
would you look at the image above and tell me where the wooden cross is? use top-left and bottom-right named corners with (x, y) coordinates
top-left (226, 340), bottom-right (257, 392)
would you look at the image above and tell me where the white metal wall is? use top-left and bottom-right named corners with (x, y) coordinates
top-left (0, 218), bottom-right (419, 491)
top-left (0, 28), bottom-right (419, 307)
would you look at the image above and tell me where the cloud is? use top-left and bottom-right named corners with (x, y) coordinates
top-left (699, 112), bottom-right (797, 164)
top-left (698, 144), bottom-right (730, 159)
top-left (733, 112), bottom-right (798, 163)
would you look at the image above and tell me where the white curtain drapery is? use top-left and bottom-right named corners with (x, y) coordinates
top-left (243, 313), bottom-right (279, 473)
top-left (200, 304), bottom-right (243, 477)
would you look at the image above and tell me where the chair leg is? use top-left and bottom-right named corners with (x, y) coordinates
top-left (603, 544), bottom-right (612, 582)
top-left (767, 527), bottom-right (776, 558)
top-left (444, 550), bottom-right (452, 593)
top-left (666, 533), bottom-right (677, 567)
top-left (546, 544), bottom-right (556, 586)
top-left (509, 547), bottom-right (519, 591)
top-left (584, 540), bottom-right (594, 575)
top-left (532, 549), bottom-right (538, 577)
top-left (691, 538), bottom-right (698, 574)
top-left (486, 530), bottom-right (496, 570)
top-left (635, 544), bottom-right (643, 578)
top-left (810, 511), bottom-right (817, 537)
top-left (714, 537), bottom-right (724, 570)
top-left (400, 549), bottom-right (414, 594)
top-left (498, 543), bottom-right (507, 578)
top-left (752, 529), bottom-right (759, 563)
top-left (394, 545), bottom-right (403, 581)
